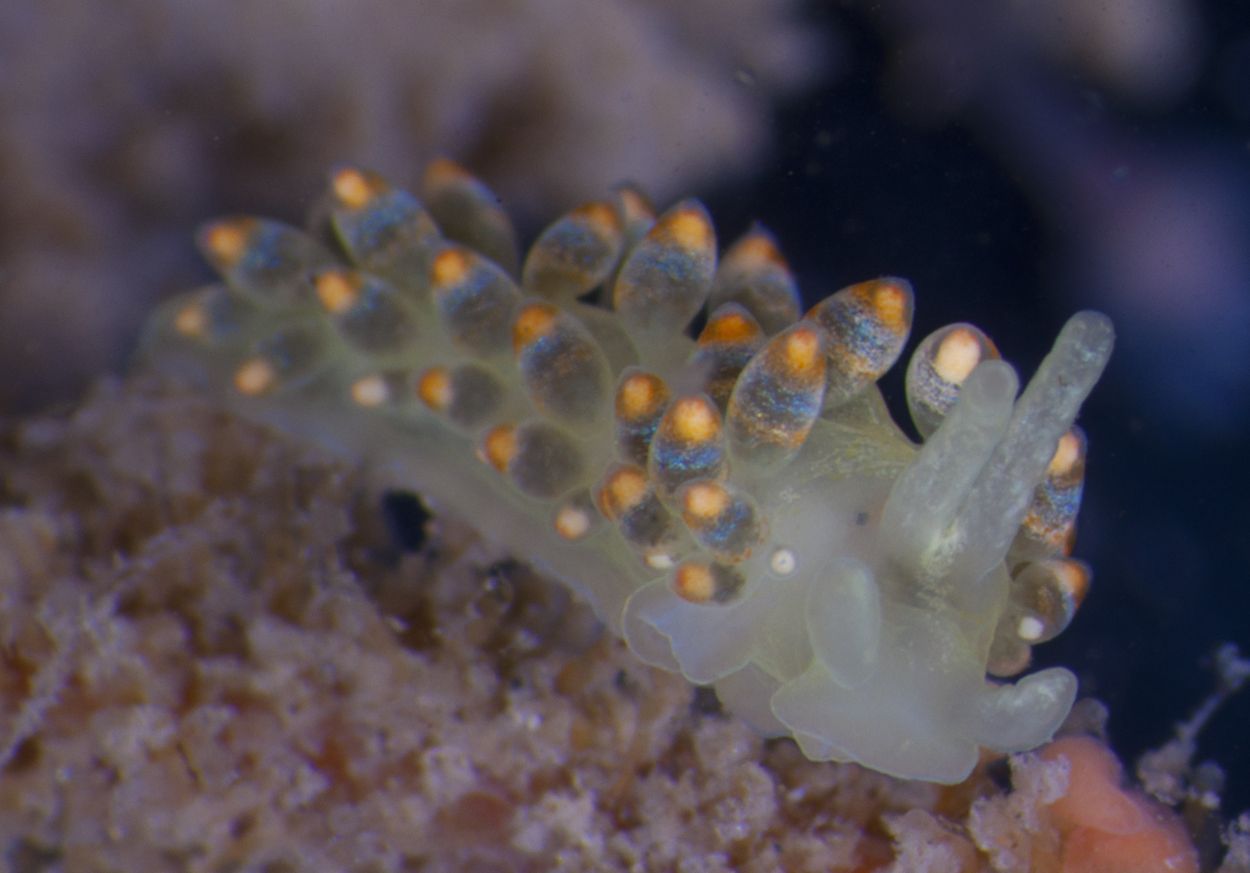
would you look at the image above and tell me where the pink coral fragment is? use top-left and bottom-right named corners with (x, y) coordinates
top-left (1040, 736), bottom-right (1198, 873)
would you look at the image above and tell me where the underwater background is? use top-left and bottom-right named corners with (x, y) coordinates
top-left (705, 0), bottom-right (1250, 815)
top-left (1, 0), bottom-right (1247, 820)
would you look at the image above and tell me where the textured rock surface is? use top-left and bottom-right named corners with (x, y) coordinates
top-left (0, 377), bottom-right (1213, 872)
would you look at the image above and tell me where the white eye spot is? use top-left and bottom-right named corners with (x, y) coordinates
top-left (645, 550), bottom-right (675, 570)
top-left (350, 374), bottom-right (390, 407)
top-left (769, 547), bottom-right (796, 576)
top-left (1017, 615), bottom-right (1045, 642)
top-left (554, 504), bottom-right (591, 541)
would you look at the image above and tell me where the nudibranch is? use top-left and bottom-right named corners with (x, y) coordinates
top-left (140, 159), bottom-right (1113, 784)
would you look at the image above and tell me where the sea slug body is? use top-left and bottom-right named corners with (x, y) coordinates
top-left (140, 161), bottom-right (1113, 784)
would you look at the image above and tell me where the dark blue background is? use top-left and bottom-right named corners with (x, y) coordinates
top-left (703, 2), bottom-right (1250, 815)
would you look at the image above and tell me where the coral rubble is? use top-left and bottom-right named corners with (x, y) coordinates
top-left (0, 377), bottom-right (1216, 872)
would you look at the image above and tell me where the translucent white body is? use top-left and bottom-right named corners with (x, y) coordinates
top-left (141, 165), bottom-right (1113, 783)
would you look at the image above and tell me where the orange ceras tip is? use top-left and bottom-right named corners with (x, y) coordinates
top-left (573, 201), bottom-right (623, 239)
top-left (805, 276), bottom-right (913, 409)
top-left (613, 182), bottom-right (654, 223)
top-left (699, 306), bottom-right (763, 345)
top-left (905, 321), bottom-right (1002, 438)
top-left (615, 372), bottom-right (668, 422)
top-left (314, 270), bottom-right (361, 314)
top-left (477, 424), bottom-right (518, 473)
top-left (668, 396), bottom-right (720, 443)
top-left (595, 465), bottom-right (650, 519)
top-left (682, 481), bottom-right (731, 521)
top-left (173, 301), bottom-right (208, 338)
top-left (649, 394), bottom-right (726, 494)
top-left (673, 561), bottom-right (718, 604)
top-left (671, 560), bottom-right (743, 604)
top-left (233, 357), bottom-right (276, 396)
top-left (1012, 558), bottom-right (1092, 643)
top-left (423, 156), bottom-right (473, 187)
top-left (726, 321), bottom-right (827, 465)
top-left (778, 324), bottom-right (823, 375)
top-left (931, 325), bottom-right (989, 386)
top-left (656, 202), bottom-right (714, 253)
top-left (726, 229), bottom-right (786, 270)
top-left (330, 167), bottom-right (378, 210)
top-left (863, 278), bottom-right (911, 333)
top-left (200, 219), bottom-right (254, 268)
top-left (522, 199), bottom-right (626, 301)
top-left (511, 302), bottom-right (559, 354)
top-left (430, 247), bottom-right (472, 289)
top-left (416, 367), bottom-right (453, 413)
top-left (1048, 429), bottom-right (1086, 482)
top-left (1051, 558), bottom-right (1091, 607)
